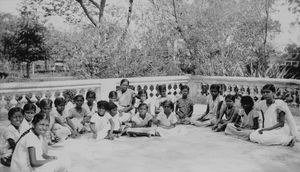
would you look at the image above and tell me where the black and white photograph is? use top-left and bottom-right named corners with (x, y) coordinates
top-left (0, 0), bottom-right (300, 172)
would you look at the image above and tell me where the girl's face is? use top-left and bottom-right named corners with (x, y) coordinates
top-left (181, 88), bottom-right (189, 98)
top-left (163, 103), bottom-right (172, 114)
top-left (160, 89), bottom-right (167, 97)
top-left (41, 104), bottom-right (52, 115)
top-left (86, 96), bottom-right (95, 104)
top-left (138, 105), bottom-right (147, 116)
top-left (225, 99), bottom-right (234, 108)
top-left (242, 103), bottom-right (252, 111)
top-left (140, 93), bottom-right (147, 102)
top-left (10, 111), bottom-right (23, 127)
top-left (262, 89), bottom-right (274, 101)
top-left (109, 95), bottom-right (118, 103)
top-left (33, 119), bottom-right (49, 136)
top-left (97, 107), bottom-right (106, 116)
top-left (24, 110), bottom-right (35, 122)
top-left (120, 81), bottom-right (129, 92)
top-left (210, 89), bottom-right (219, 97)
top-left (56, 104), bottom-right (65, 113)
top-left (110, 108), bottom-right (118, 116)
top-left (75, 98), bottom-right (84, 107)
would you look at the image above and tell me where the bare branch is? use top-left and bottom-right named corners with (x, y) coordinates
top-left (99, 0), bottom-right (106, 23)
top-left (126, 0), bottom-right (134, 25)
top-left (76, 0), bottom-right (98, 27)
top-left (88, 0), bottom-right (100, 9)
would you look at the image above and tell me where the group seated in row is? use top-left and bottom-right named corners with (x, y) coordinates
top-left (0, 79), bottom-right (298, 172)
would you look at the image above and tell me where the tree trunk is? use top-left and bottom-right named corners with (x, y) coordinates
top-left (26, 62), bottom-right (31, 78)
top-left (262, 0), bottom-right (269, 73)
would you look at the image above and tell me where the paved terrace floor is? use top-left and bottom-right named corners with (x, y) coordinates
top-left (1, 105), bottom-right (300, 172)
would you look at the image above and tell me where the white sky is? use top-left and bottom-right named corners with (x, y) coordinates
top-left (0, 0), bottom-right (299, 50)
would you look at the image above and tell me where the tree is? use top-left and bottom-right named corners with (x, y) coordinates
top-left (1, 14), bottom-right (49, 78)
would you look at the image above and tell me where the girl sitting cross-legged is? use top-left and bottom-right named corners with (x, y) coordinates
top-left (52, 97), bottom-right (73, 140)
top-left (126, 103), bottom-right (156, 137)
top-left (106, 101), bottom-right (124, 137)
top-left (90, 100), bottom-right (115, 140)
top-left (225, 96), bottom-right (259, 140)
top-left (175, 85), bottom-right (194, 125)
top-left (10, 113), bottom-right (70, 172)
top-left (66, 95), bottom-right (89, 137)
top-left (212, 94), bottom-right (239, 132)
top-left (249, 84), bottom-right (298, 146)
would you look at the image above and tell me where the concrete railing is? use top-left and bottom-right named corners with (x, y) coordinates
top-left (0, 75), bottom-right (299, 120)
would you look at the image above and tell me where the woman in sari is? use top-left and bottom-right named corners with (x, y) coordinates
top-left (117, 79), bottom-right (136, 123)
top-left (249, 84), bottom-right (297, 146)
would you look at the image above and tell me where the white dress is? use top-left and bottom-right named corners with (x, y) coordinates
top-left (90, 112), bottom-right (112, 139)
top-left (52, 109), bottom-right (72, 140)
top-left (190, 95), bottom-right (223, 126)
top-left (126, 113), bottom-right (156, 135)
top-left (10, 130), bottom-right (69, 172)
top-left (250, 100), bottom-right (298, 146)
top-left (155, 112), bottom-right (182, 137)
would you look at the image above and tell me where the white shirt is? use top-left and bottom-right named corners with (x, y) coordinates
top-left (11, 130), bottom-right (45, 172)
top-left (111, 113), bottom-right (121, 131)
top-left (83, 101), bottom-right (97, 117)
top-left (156, 112), bottom-right (177, 127)
top-left (131, 113), bottom-right (153, 127)
top-left (4, 121), bottom-right (29, 142)
top-left (90, 112), bottom-right (112, 132)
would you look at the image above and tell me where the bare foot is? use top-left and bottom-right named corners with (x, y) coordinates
top-left (288, 137), bottom-right (296, 147)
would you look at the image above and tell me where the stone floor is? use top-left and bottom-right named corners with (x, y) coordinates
top-left (1, 105), bottom-right (300, 172)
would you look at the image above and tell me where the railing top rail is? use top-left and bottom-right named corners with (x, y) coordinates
top-left (191, 76), bottom-right (300, 88)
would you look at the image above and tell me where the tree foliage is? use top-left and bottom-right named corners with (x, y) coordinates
top-left (0, 12), bottom-right (49, 78)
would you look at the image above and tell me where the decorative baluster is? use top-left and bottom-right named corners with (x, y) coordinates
top-left (249, 86), bottom-right (255, 98)
top-left (256, 86), bottom-right (262, 101)
top-left (292, 89), bottom-right (297, 106)
top-left (0, 95), bottom-right (8, 121)
top-left (224, 84), bottom-right (230, 96)
top-left (10, 94), bottom-right (18, 107)
top-left (50, 91), bottom-right (56, 102)
top-left (20, 94), bottom-right (28, 107)
top-left (31, 93), bottom-right (38, 103)
top-left (41, 92), bottom-right (46, 100)
top-left (59, 91), bottom-right (64, 98)
top-left (230, 85), bottom-right (235, 95)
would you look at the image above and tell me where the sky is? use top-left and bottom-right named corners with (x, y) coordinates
top-left (0, 0), bottom-right (300, 51)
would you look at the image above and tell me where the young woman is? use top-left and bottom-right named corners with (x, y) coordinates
top-left (249, 84), bottom-right (298, 146)
top-left (11, 113), bottom-right (69, 172)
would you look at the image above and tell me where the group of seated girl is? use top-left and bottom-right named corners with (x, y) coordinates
top-left (191, 83), bottom-right (297, 147)
top-left (0, 79), bottom-right (298, 172)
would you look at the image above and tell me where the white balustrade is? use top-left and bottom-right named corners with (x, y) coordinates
top-left (0, 75), bottom-right (299, 112)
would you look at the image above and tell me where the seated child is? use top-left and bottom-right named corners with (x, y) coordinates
top-left (38, 99), bottom-right (58, 145)
top-left (10, 113), bottom-right (69, 172)
top-left (21, 103), bottom-right (37, 131)
top-left (52, 97), bottom-right (72, 140)
top-left (152, 85), bottom-right (176, 115)
top-left (1, 107), bottom-right (26, 166)
top-left (134, 89), bottom-right (151, 114)
top-left (90, 101), bottom-right (114, 140)
top-left (127, 103), bottom-right (155, 137)
top-left (83, 90), bottom-right (97, 117)
top-left (212, 95), bottom-right (239, 132)
top-left (175, 85), bottom-right (194, 124)
top-left (190, 84), bottom-right (223, 127)
top-left (109, 91), bottom-right (132, 124)
top-left (225, 96), bottom-right (259, 140)
top-left (106, 101), bottom-right (123, 137)
top-left (153, 100), bottom-right (177, 129)
top-left (66, 95), bottom-right (89, 136)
